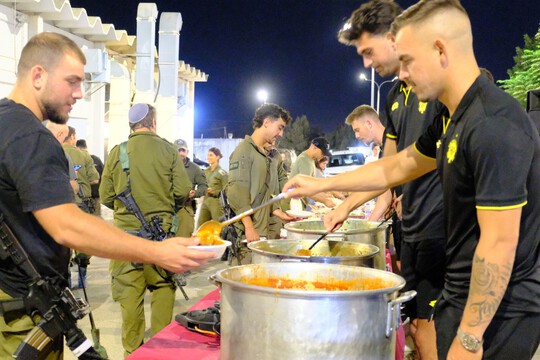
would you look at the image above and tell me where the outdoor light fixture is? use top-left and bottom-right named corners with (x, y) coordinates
top-left (359, 73), bottom-right (398, 113)
top-left (257, 89), bottom-right (268, 104)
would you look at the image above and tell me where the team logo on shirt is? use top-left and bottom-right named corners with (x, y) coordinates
top-left (447, 139), bottom-right (458, 164)
top-left (391, 102), bottom-right (399, 111)
top-left (418, 101), bottom-right (427, 114)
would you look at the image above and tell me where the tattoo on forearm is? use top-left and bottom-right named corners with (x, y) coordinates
top-left (467, 255), bottom-right (512, 327)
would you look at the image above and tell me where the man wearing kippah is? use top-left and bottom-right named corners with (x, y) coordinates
top-left (99, 103), bottom-right (192, 356)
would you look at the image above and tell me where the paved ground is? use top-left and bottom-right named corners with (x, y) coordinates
top-left (64, 206), bottom-right (540, 359)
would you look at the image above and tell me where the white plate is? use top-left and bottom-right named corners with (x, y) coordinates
top-left (189, 240), bottom-right (231, 260)
top-left (286, 210), bottom-right (313, 219)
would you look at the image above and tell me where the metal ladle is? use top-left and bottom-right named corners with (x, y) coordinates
top-left (195, 193), bottom-right (287, 245)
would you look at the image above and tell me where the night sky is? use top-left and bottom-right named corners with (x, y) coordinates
top-left (71, 0), bottom-right (540, 138)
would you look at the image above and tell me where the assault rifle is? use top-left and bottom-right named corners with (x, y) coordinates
top-left (77, 187), bottom-right (95, 214)
top-left (115, 189), bottom-right (190, 300)
top-left (0, 213), bottom-right (103, 359)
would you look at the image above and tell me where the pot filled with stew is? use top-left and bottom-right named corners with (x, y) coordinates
top-left (211, 263), bottom-right (415, 360)
top-left (248, 239), bottom-right (379, 268)
top-left (284, 219), bottom-right (388, 269)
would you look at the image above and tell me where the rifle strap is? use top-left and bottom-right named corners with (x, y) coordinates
top-left (119, 141), bottom-right (130, 174)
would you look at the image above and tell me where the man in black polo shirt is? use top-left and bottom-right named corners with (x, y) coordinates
top-left (285, 1), bottom-right (540, 359)
top-left (330, 1), bottom-right (446, 357)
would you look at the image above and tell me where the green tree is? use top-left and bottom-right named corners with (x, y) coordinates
top-left (279, 115), bottom-right (310, 154)
top-left (326, 123), bottom-right (357, 150)
top-left (499, 26), bottom-right (540, 107)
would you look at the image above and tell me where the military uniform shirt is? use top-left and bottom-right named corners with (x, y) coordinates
top-left (415, 75), bottom-right (540, 315)
top-left (99, 131), bottom-right (192, 232)
top-left (205, 165), bottom-right (227, 196)
top-left (227, 136), bottom-right (273, 237)
top-left (63, 144), bottom-right (99, 201)
top-left (184, 158), bottom-right (208, 198)
top-left (384, 81), bottom-right (445, 242)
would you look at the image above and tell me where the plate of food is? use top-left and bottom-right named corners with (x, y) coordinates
top-left (286, 209), bottom-right (313, 219)
top-left (190, 239), bottom-right (231, 260)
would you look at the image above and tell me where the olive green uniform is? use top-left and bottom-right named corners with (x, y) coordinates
top-left (198, 165), bottom-right (228, 225)
top-left (99, 131), bottom-right (191, 356)
top-left (176, 158), bottom-right (207, 237)
top-left (290, 151), bottom-right (316, 209)
top-left (227, 136), bottom-right (276, 238)
top-left (268, 149), bottom-right (289, 239)
top-left (63, 144), bottom-right (99, 285)
top-left (62, 144), bottom-right (99, 204)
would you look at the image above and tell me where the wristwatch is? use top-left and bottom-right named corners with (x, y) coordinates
top-left (457, 327), bottom-right (483, 353)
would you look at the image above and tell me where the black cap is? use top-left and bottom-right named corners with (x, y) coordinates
top-left (312, 137), bottom-right (331, 157)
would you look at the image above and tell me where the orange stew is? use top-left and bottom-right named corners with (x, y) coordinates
top-left (197, 230), bottom-right (224, 246)
top-left (244, 276), bottom-right (389, 291)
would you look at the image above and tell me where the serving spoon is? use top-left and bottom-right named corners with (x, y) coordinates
top-left (195, 193), bottom-right (287, 245)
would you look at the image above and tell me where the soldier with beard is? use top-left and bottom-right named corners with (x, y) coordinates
top-left (0, 32), bottom-right (214, 358)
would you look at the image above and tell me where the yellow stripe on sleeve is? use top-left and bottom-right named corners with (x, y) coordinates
top-left (476, 201), bottom-right (527, 211)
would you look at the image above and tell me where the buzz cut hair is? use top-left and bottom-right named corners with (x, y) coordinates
top-left (345, 105), bottom-right (380, 125)
top-left (390, 0), bottom-right (467, 36)
top-left (17, 32), bottom-right (86, 77)
top-left (338, 0), bottom-right (402, 46)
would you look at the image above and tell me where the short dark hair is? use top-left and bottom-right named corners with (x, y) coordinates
top-left (17, 32), bottom-right (86, 77)
top-left (208, 147), bottom-right (222, 158)
top-left (252, 103), bottom-right (292, 129)
top-left (76, 139), bottom-right (87, 149)
top-left (391, 0), bottom-right (467, 36)
top-left (338, 0), bottom-right (402, 45)
top-left (64, 126), bottom-right (76, 143)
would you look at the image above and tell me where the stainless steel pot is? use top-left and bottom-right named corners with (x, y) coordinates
top-left (211, 263), bottom-right (415, 360)
top-left (284, 219), bottom-right (388, 270)
top-left (248, 239), bottom-right (379, 268)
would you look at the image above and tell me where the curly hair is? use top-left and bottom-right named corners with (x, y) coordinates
top-left (252, 103), bottom-right (292, 130)
top-left (338, 0), bottom-right (402, 45)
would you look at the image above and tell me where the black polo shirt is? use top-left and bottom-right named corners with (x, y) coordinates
top-left (383, 81), bottom-right (445, 242)
top-left (416, 75), bottom-right (540, 315)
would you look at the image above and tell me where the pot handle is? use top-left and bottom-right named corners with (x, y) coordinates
top-left (208, 273), bottom-right (222, 288)
top-left (385, 290), bottom-right (417, 338)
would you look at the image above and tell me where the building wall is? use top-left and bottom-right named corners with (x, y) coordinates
top-left (193, 138), bottom-right (243, 172)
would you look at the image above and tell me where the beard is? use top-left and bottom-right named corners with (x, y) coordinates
top-left (44, 103), bottom-right (69, 124)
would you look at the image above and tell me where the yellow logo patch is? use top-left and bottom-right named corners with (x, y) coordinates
top-left (418, 101), bottom-right (427, 114)
top-left (391, 102), bottom-right (399, 111)
top-left (447, 139), bottom-right (457, 164)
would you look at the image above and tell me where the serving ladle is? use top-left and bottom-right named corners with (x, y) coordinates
top-left (195, 192), bottom-right (287, 245)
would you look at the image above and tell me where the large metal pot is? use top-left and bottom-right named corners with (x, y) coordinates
top-left (248, 239), bottom-right (379, 268)
top-left (284, 219), bottom-right (387, 270)
top-left (211, 263), bottom-right (415, 360)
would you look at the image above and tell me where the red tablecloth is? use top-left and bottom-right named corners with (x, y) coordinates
top-left (127, 289), bottom-right (221, 360)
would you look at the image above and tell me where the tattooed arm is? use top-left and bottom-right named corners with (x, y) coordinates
top-left (447, 208), bottom-right (521, 359)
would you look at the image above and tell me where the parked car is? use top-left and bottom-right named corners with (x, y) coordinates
top-left (326, 147), bottom-right (370, 176)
